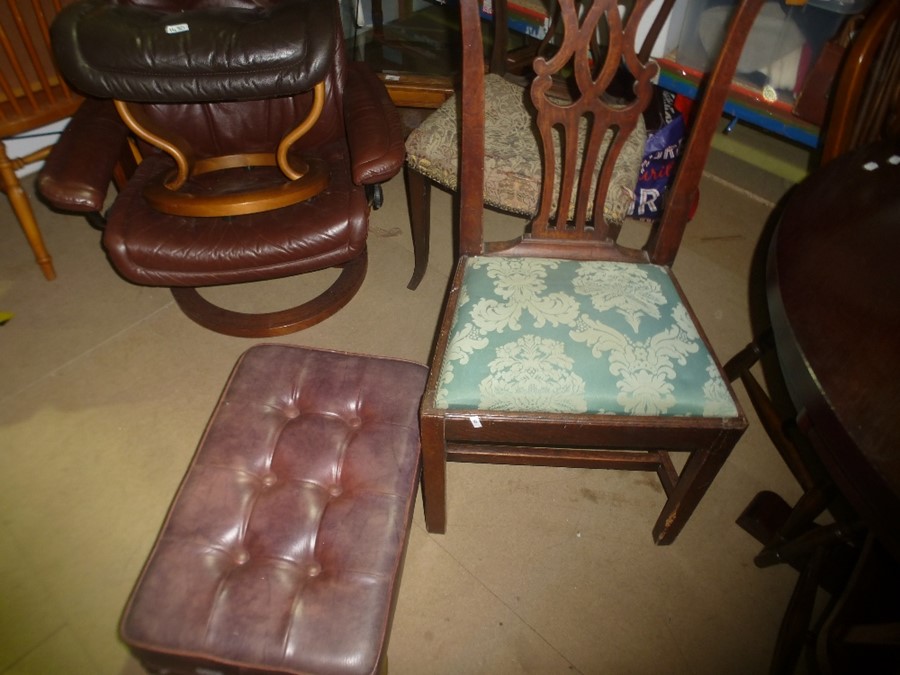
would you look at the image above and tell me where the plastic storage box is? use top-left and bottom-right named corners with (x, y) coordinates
top-left (665, 0), bottom-right (873, 107)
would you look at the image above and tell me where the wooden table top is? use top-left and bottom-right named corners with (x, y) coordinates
top-left (767, 140), bottom-right (900, 559)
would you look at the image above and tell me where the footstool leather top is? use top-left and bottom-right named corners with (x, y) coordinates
top-left (120, 344), bottom-right (427, 675)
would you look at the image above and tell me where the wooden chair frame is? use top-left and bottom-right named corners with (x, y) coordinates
top-left (419, 0), bottom-right (767, 544)
top-left (822, 0), bottom-right (900, 164)
top-left (1, 0), bottom-right (82, 280)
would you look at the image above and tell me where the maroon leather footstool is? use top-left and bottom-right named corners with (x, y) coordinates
top-left (120, 344), bottom-right (427, 675)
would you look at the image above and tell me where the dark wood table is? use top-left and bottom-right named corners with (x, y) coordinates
top-left (767, 139), bottom-right (900, 562)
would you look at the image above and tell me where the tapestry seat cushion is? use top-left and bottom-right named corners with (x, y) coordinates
top-left (435, 256), bottom-right (739, 418)
top-left (405, 73), bottom-right (645, 225)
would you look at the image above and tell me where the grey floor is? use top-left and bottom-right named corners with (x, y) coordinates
top-left (2, 125), bottom-right (813, 674)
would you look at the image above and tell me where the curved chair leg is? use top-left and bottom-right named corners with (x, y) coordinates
top-left (405, 166), bottom-right (431, 290)
top-left (171, 252), bottom-right (367, 337)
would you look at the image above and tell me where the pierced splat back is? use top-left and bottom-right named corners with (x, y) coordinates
top-left (458, 0), bottom-right (764, 267)
top-left (531, 0), bottom-right (655, 246)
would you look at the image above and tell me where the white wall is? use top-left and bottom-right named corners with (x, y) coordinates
top-left (636, 0), bottom-right (687, 59)
top-left (6, 118), bottom-right (70, 178)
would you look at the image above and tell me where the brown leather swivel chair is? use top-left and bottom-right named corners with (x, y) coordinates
top-left (38, 0), bottom-right (404, 337)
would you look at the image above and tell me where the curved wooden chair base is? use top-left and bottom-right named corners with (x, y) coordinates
top-left (170, 252), bottom-right (367, 337)
top-left (144, 155), bottom-right (330, 218)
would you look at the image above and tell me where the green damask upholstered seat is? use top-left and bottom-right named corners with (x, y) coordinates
top-left (435, 257), bottom-right (739, 418)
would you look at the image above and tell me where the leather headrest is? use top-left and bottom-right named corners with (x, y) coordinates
top-left (51, 0), bottom-right (336, 102)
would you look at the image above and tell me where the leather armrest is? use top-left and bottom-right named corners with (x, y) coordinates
top-left (343, 62), bottom-right (405, 186)
top-left (37, 98), bottom-right (130, 213)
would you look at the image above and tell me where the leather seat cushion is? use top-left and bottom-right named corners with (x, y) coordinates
top-left (120, 344), bottom-right (427, 675)
top-left (103, 141), bottom-right (368, 287)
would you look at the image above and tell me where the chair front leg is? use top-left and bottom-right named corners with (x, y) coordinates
top-left (652, 428), bottom-right (743, 544)
top-left (420, 411), bottom-right (448, 533)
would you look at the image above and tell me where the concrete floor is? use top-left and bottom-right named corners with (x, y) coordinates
top-left (1, 122), bottom-right (813, 673)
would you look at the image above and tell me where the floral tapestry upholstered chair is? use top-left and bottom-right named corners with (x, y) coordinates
top-left (401, 0), bottom-right (678, 290)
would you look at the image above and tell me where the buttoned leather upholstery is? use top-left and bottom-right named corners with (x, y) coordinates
top-left (120, 345), bottom-right (427, 675)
